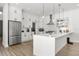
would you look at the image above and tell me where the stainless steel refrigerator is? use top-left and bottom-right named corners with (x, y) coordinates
top-left (8, 20), bottom-right (21, 45)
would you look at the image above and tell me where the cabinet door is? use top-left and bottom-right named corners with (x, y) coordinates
top-left (33, 35), bottom-right (55, 56)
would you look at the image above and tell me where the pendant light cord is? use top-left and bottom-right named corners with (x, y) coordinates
top-left (58, 4), bottom-right (61, 19)
top-left (63, 8), bottom-right (64, 19)
top-left (52, 4), bottom-right (55, 19)
top-left (42, 3), bottom-right (44, 17)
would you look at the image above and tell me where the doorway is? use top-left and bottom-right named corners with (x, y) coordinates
top-left (0, 20), bottom-right (3, 46)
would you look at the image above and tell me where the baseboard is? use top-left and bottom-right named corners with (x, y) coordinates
top-left (71, 41), bottom-right (79, 43)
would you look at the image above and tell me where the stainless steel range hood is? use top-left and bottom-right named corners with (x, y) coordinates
top-left (47, 14), bottom-right (54, 25)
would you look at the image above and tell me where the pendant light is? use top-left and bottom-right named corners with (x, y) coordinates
top-left (62, 7), bottom-right (64, 19)
top-left (58, 4), bottom-right (64, 20)
top-left (58, 4), bottom-right (61, 20)
top-left (47, 4), bottom-right (55, 25)
top-left (52, 4), bottom-right (55, 19)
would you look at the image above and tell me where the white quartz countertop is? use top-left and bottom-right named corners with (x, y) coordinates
top-left (53, 32), bottom-right (73, 38)
top-left (34, 32), bottom-right (73, 39)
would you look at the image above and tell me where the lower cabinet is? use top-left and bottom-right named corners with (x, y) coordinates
top-left (21, 32), bottom-right (32, 42)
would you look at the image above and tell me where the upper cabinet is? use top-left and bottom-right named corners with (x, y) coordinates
top-left (9, 5), bottom-right (22, 21)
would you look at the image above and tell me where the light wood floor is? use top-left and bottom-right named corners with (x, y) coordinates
top-left (0, 38), bottom-right (33, 56)
top-left (56, 43), bottom-right (79, 56)
top-left (1, 37), bottom-right (79, 56)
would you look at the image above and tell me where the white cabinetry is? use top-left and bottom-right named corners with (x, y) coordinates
top-left (9, 5), bottom-right (22, 21)
top-left (21, 32), bottom-right (32, 42)
top-left (33, 35), bottom-right (55, 56)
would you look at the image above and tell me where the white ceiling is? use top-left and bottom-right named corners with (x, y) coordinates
top-left (1, 3), bottom-right (79, 16)
top-left (15, 3), bottom-right (79, 16)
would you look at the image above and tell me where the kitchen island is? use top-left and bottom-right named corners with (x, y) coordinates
top-left (33, 32), bottom-right (73, 56)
